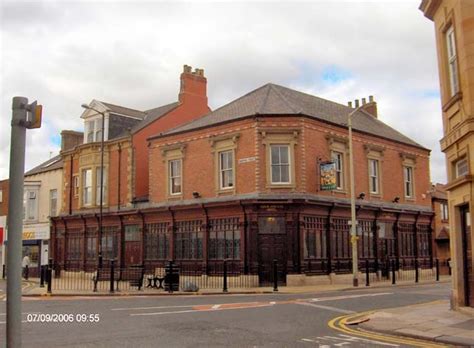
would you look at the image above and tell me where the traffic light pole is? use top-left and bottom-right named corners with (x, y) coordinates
top-left (7, 96), bottom-right (42, 347)
top-left (7, 96), bottom-right (28, 347)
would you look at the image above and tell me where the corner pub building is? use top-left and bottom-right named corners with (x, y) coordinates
top-left (52, 67), bottom-right (434, 286)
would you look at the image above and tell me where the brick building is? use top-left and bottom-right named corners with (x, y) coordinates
top-left (420, 0), bottom-right (474, 308)
top-left (52, 73), bottom-right (436, 286)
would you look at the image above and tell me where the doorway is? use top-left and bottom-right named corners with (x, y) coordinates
top-left (461, 206), bottom-right (473, 307)
top-left (258, 217), bottom-right (287, 286)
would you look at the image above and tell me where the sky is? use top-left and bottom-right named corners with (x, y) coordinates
top-left (0, 0), bottom-right (446, 184)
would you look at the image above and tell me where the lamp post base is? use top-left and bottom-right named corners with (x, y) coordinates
top-left (353, 278), bottom-right (359, 287)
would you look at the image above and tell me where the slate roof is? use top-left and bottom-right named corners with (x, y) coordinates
top-left (132, 102), bottom-right (180, 133)
top-left (161, 83), bottom-right (426, 149)
top-left (25, 154), bottom-right (63, 176)
top-left (100, 101), bottom-right (146, 120)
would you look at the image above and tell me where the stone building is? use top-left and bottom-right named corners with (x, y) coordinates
top-left (429, 183), bottom-right (450, 274)
top-left (51, 71), bottom-right (435, 286)
top-left (420, 0), bottom-right (474, 308)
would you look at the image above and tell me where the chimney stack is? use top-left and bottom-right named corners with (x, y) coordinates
top-left (61, 130), bottom-right (84, 151)
top-left (348, 101), bottom-right (353, 108)
top-left (361, 95), bottom-right (378, 118)
top-left (354, 99), bottom-right (360, 108)
top-left (179, 64), bottom-right (209, 109)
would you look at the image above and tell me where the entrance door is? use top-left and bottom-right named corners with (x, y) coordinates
top-left (461, 206), bottom-right (473, 307)
top-left (258, 217), bottom-right (287, 286)
top-left (124, 225), bottom-right (141, 266)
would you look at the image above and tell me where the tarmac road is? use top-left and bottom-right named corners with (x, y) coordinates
top-left (0, 281), bottom-right (451, 347)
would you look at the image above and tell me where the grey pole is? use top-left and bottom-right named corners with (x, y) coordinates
top-left (7, 96), bottom-right (28, 347)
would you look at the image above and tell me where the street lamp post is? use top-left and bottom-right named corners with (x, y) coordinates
top-left (348, 104), bottom-right (364, 287)
top-left (81, 104), bottom-right (105, 269)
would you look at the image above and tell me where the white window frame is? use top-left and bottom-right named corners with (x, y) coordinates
top-left (270, 144), bottom-right (291, 184)
top-left (95, 167), bottom-right (107, 206)
top-left (0, 189), bottom-right (3, 203)
top-left (369, 159), bottom-right (379, 194)
top-left (332, 151), bottom-right (344, 190)
top-left (84, 117), bottom-right (106, 144)
top-left (73, 175), bottom-right (79, 197)
top-left (455, 158), bottom-right (468, 178)
top-left (446, 26), bottom-right (459, 97)
top-left (82, 168), bottom-right (92, 206)
top-left (49, 189), bottom-right (58, 217)
top-left (404, 166), bottom-right (414, 198)
top-left (169, 159), bottom-right (182, 195)
top-left (219, 150), bottom-right (234, 190)
top-left (441, 202), bottom-right (449, 220)
top-left (24, 189), bottom-right (39, 221)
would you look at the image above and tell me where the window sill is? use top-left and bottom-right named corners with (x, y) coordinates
top-left (167, 195), bottom-right (183, 201)
top-left (217, 188), bottom-right (235, 196)
top-left (442, 91), bottom-right (462, 112)
top-left (332, 189), bottom-right (347, 194)
top-left (266, 183), bottom-right (296, 189)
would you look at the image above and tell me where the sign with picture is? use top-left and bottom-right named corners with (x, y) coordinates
top-left (320, 161), bottom-right (337, 191)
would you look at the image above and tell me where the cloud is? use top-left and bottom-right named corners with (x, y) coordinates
top-left (0, 0), bottom-right (446, 184)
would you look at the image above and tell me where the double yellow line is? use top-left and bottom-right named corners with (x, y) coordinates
top-left (328, 311), bottom-right (449, 348)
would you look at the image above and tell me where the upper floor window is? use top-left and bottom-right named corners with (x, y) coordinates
top-left (73, 176), bottom-right (79, 197)
top-left (84, 118), bottom-right (105, 143)
top-left (446, 26), bottom-right (459, 96)
top-left (404, 166), bottom-right (414, 198)
top-left (219, 150), bottom-right (234, 189)
top-left (455, 158), bottom-right (468, 178)
top-left (49, 189), bottom-right (58, 217)
top-left (0, 189), bottom-right (3, 203)
top-left (95, 167), bottom-right (107, 206)
top-left (82, 169), bottom-right (92, 206)
top-left (441, 202), bottom-right (449, 220)
top-left (369, 159), bottom-right (380, 194)
top-left (270, 145), bottom-right (290, 184)
top-left (331, 151), bottom-right (344, 190)
top-left (169, 159), bottom-right (182, 195)
top-left (24, 189), bottom-right (38, 221)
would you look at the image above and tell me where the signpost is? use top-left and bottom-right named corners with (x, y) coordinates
top-left (7, 97), bottom-right (42, 347)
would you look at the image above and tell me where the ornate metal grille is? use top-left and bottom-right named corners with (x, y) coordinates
top-left (175, 220), bottom-right (203, 260)
top-left (303, 216), bottom-right (327, 259)
top-left (144, 222), bottom-right (169, 260)
top-left (209, 218), bottom-right (240, 260)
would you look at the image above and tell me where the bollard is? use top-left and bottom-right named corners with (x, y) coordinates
top-left (391, 260), bottom-right (396, 285)
top-left (39, 266), bottom-right (45, 288)
top-left (436, 259), bottom-right (440, 281)
top-left (2, 264), bottom-right (5, 279)
top-left (273, 259), bottom-right (278, 292)
top-left (415, 259), bottom-right (419, 283)
top-left (365, 259), bottom-right (370, 287)
top-left (223, 259), bottom-right (228, 293)
top-left (47, 258), bottom-right (53, 294)
top-left (110, 260), bottom-right (115, 293)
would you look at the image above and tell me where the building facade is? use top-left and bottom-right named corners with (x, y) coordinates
top-left (420, 0), bottom-right (474, 308)
top-left (429, 183), bottom-right (451, 274)
top-left (52, 78), bottom-right (436, 286)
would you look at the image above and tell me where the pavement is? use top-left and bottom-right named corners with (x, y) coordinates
top-left (359, 300), bottom-right (474, 347)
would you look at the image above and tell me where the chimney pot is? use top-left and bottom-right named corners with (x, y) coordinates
top-left (369, 95), bottom-right (374, 103)
top-left (362, 98), bottom-right (366, 105)
top-left (183, 65), bottom-right (192, 73)
top-left (354, 99), bottom-right (360, 108)
top-left (348, 101), bottom-right (353, 108)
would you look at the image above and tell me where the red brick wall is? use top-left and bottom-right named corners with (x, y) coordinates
top-left (133, 70), bottom-right (211, 199)
top-left (148, 116), bottom-right (431, 207)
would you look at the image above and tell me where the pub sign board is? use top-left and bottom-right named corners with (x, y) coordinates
top-left (320, 161), bottom-right (337, 191)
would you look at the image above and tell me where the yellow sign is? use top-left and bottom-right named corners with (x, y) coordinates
top-left (350, 235), bottom-right (359, 244)
top-left (22, 231), bottom-right (35, 240)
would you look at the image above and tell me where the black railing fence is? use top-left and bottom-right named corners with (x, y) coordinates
top-left (37, 257), bottom-right (450, 294)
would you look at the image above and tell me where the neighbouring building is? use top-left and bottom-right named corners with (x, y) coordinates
top-left (429, 183), bottom-right (451, 274)
top-left (420, 0), bottom-right (474, 308)
top-left (52, 72), bottom-right (435, 286)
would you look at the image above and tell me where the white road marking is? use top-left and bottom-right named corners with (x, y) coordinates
top-left (0, 320), bottom-right (27, 324)
top-left (270, 301), bottom-right (276, 305)
top-left (112, 304), bottom-right (195, 311)
top-left (211, 304), bottom-right (220, 310)
top-left (311, 292), bottom-right (392, 302)
top-left (337, 334), bottom-right (399, 346)
top-left (302, 335), bottom-right (399, 347)
top-left (300, 338), bottom-right (315, 342)
top-left (296, 302), bottom-right (355, 314)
